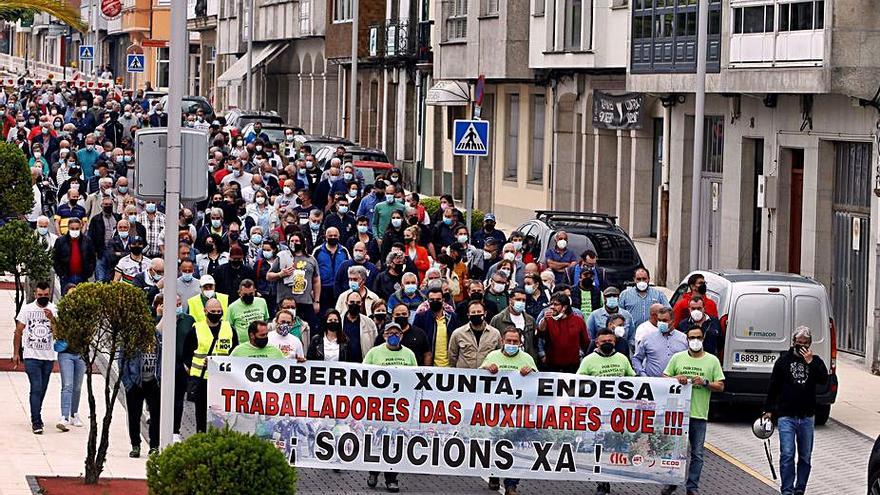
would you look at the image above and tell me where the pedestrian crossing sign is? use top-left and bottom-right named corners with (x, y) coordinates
top-left (127, 54), bottom-right (145, 73)
top-left (79, 45), bottom-right (95, 61)
top-left (453, 119), bottom-right (490, 156)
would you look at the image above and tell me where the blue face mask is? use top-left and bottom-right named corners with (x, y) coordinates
top-left (349, 281), bottom-right (359, 292)
top-left (512, 300), bottom-right (526, 313)
top-left (504, 344), bottom-right (520, 355)
top-left (310, 221), bottom-right (321, 231)
top-left (181, 272), bottom-right (194, 282)
top-left (443, 217), bottom-right (453, 226)
top-left (176, 306), bottom-right (184, 315)
top-left (387, 334), bottom-right (401, 347)
top-left (251, 234), bottom-right (263, 245)
top-left (658, 321), bottom-right (671, 334)
top-left (606, 297), bottom-right (619, 309)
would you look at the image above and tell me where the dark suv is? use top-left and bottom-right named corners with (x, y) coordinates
top-left (516, 211), bottom-right (643, 289)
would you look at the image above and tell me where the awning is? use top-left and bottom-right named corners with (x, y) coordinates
top-left (217, 42), bottom-right (288, 87)
top-left (426, 80), bottom-right (470, 106)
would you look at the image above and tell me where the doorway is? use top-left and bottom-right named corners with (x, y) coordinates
top-left (787, 149), bottom-right (804, 274)
top-left (750, 140), bottom-right (764, 270)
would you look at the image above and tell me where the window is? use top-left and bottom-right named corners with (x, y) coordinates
top-left (446, 0), bottom-right (467, 40)
top-left (534, 0), bottom-right (545, 16)
top-left (505, 94), bottom-right (519, 180)
top-left (530, 94), bottom-right (546, 183)
top-left (333, 0), bottom-right (352, 22)
top-left (564, 0), bottom-right (582, 50)
top-left (631, 0), bottom-right (721, 73)
top-left (702, 115), bottom-right (724, 174)
top-left (156, 47), bottom-right (170, 89)
top-left (779, 1), bottom-right (823, 31)
top-left (732, 5), bottom-right (774, 34)
top-left (650, 118), bottom-right (663, 237)
top-left (483, 0), bottom-right (500, 15)
top-left (300, 0), bottom-right (311, 34)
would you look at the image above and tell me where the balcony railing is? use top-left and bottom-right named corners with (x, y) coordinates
top-left (367, 18), bottom-right (432, 64)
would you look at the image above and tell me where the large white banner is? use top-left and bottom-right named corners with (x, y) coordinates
top-left (208, 357), bottom-right (692, 484)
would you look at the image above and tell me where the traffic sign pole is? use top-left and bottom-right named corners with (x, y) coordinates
top-left (465, 155), bottom-right (477, 233)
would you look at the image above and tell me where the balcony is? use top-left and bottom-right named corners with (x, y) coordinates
top-left (366, 19), bottom-right (432, 66)
top-left (187, 0), bottom-right (219, 31)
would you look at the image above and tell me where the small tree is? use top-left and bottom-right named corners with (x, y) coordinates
top-left (0, 220), bottom-right (52, 317)
top-left (0, 142), bottom-right (34, 221)
top-left (53, 282), bottom-right (156, 485)
top-left (147, 428), bottom-right (297, 494)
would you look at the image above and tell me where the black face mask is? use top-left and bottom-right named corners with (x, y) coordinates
top-left (408, 217), bottom-right (419, 226)
top-left (229, 232), bottom-right (240, 240)
top-left (792, 345), bottom-right (808, 356)
top-left (469, 292), bottom-right (483, 302)
top-left (206, 312), bottom-right (223, 324)
top-left (393, 316), bottom-right (409, 328)
top-left (429, 300), bottom-right (444, 312)
top-left (253, 336), bottom-right (269, 348)
top-left (130, 246), bottom-right (144, 255)
top-left (347, 303), bottom-right (361, 315)
top-left (327, 238), bottom-right (339, 247)
top-left (394, 263), bottom-right (405, 273)
top-left (292, 242), bottom-right (303, 252)
top-left (36, 296), bottom-right (50, 307)
top-left (580, 278), bottom-right (593, 289)
top-left (326, 321), bottom-right (341, 332)
top-left (375, 192), bottom-right (385, 200)
top-left (599, 342), bottom-right (615, 355)
top-left (102, 205), bottom-right (114, 215)
top-left (469, 314), bottom-right (484, 326)
top-left (230, 259), bottom-right (243, 268)
top-left (696, 283), bottom-right (708, 295)
top-left (241, 294), bottom-right (254, 305)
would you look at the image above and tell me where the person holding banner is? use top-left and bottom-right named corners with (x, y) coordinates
top-left (662, 326), bottom-right (725, 495)
top-left (578, 327), bottom-right (636, 495)
top-left (363, 322), bottom-right (416, 493)
top-left (480, 325), bottom-right (537, 495)
top-left (306, 310), bottom-right (352, 362)
top-left (230, 320), bottom-right (284, 359)
top-left (448, 300), bottom-right (502, 370)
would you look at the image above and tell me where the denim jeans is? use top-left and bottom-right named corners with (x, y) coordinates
top-left (778, 416), bottom-right (814, 495)
top-left (60, 275), bottom-right (86, 295)
top-left (686, 418), bottom-right (708, 492)
top-left (94, 258), bottom-right (112, 283)
top-left (24, 359), bottom-right (54, 427)
top-left (58, 352), bottom-right (86, 419)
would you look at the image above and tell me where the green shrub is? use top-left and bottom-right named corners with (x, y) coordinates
top-left (0, 141), bottom-right (34, 218)
top-left (147, 428), bottom-right (297, 495)
top-left (420, 196), bottom-right (485, 232)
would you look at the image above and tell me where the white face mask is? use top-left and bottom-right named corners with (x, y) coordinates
top-left (688, 338), bottom-right (703, 352)
top-left (690, 309), bottom-right (704, 322)
top-left (556, 239), bottom-right (567, 249)
top-left (636, 281), bottom-right (648, 292)
top-left (613, 326), bottom-right (626, 338)
top-left (493, 282), bottom-right (506, 293)
top-left (503, 252), bottom-right (515, 262)
top-left (68, 229), bottom-right (81, 238)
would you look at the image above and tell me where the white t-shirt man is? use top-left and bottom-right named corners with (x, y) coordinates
top-left (635, 320), bottom-right (658, 348)
top-left (115, 254), bottom-right (152, 282)
top-left (15, 302), bottom-right (58, 361)
top-left (268, 332), bottom-right (305, 360)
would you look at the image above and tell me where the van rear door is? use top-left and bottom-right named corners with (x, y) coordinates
top-left (725, 285), bottom-right (791, 373)
top-left (791, 285), bottom-right (829, 363)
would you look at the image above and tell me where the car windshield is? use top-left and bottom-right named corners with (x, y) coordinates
top-left (239, 116), bottom-right (283, 128)
top-left (260, 128), bottom-right (287, 143)
top-left (583, 231), bottom-right (640, 266)
top-left (350, 151), bottom-right (389, 163)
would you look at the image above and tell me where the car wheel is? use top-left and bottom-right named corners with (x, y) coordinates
top-left (870, 469), bottom-right (880, 495)
top-left (815, 404), bottom-right (831, 426)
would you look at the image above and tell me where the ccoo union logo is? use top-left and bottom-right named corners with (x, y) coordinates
top-left (660, 459), bottom-right (682, 469)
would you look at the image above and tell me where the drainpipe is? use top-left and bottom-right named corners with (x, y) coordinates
top-left (657, 103), bottom-right (671, 287)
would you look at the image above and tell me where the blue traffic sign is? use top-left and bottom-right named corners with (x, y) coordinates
top-left (453, 119), bottom-right (489, 156)
top-left (79, 45), bottom-right (95, 61)
top-left (127, 54), bottom-right (145, 73)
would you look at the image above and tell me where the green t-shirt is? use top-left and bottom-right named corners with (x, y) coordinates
top-left (230, 342), bottom-right (285, 359)
top-left (576, 351), bottom-right (636, 377)
top-left (663, 351), bottom-right (725, 420)
top-left (227, 297), bottom-right (270, 343)
top-left (363, 344), bottom-right (417, 367)
top-left (480, 349), bottom-right (537, 372)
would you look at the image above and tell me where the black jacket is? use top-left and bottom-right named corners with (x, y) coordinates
top-left (53, 234), bottom-right (96, 279)
top-left (764, 349), bottom-right (828, 418)
top-left (87, 211), bottom-right (121, 258)
top-left (306, 332), bottom-right (352, 362)
top-left (213, 262), bottom-right (256, 303)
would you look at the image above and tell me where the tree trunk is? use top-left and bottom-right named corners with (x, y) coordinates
top-left (13, 272), bottom-right (24, 317)
top-left (83, 355), bottom-right (100, 485)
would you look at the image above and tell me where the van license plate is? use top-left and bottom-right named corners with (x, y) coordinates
top-left (733, 352), bottom-right (778, 365)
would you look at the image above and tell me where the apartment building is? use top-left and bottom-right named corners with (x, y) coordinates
top-left (627, 0), bottom-right (880, 361)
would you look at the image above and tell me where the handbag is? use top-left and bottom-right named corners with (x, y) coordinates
top-left (186, 333), bottom-right (218, 402)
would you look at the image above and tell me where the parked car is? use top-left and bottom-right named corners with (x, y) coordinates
top-left (670, 270), bottom-right (839, 425)
top-left (224, 109), bottom-right (284, 130)
top-left (158, 95), bottom-right (215, 122)
top-left (292, 134), bottom-right (354, 154)
top-left (869, 435), bottom-right (880, 495)
top-left (516, 211), bottom-right (643, 289)
top-left (351, 160), bottom-right (394, 184)
top-left (314, 144), bottom-right (390, 169)
top-left (240, 123), bottom-right (305, 144)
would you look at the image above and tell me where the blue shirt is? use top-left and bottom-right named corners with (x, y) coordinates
top-left (76, 148), bottom-right (100, 178)
top-left (586, 307), bottom-right (635, 345)
top-left (356, 193), bottom-right (380, 230)
top-left (632, 328), bottom-right (688, 377)
top-left (343, 317), bottom-right (363, 362)
top-left (618, 287), bottom-right (670, 329)
top-left (312, 244), bottom-right (350, 287)
top-left (545, 247), bottom-right (577, 284)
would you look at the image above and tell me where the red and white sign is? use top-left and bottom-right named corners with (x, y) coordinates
top-left (100, 0), bottom-right (123, 20)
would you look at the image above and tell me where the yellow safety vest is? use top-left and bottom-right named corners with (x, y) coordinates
top-left (187, 293), bottom-right (229, 323)
top-left (189, 320), bottom-right (234, 379)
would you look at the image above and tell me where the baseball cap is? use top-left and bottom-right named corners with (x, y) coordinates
top-left (384, 322), bottom-right (402, 333)
top-left (199, 275), bottom-right (216, 287)
top-left (603, 286), bottom-right (620, 297)
top-left (484, 213), bottom-right (496, 222)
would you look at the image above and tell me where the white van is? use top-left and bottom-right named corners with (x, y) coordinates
top-left (671, 270), bottom-right (839, 424)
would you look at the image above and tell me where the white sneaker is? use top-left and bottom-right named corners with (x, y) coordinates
top-left (70, 414), bottom-right (84, 427)
top-left (173, 434), bottom-right (182, 443)
top-left (56, 417), bottom-right (70, 432)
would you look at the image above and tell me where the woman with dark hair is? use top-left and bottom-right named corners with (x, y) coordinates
top-left (196, 233), bottom-right (228, 277)
top-left (306, 309), bottom-right (351, 362)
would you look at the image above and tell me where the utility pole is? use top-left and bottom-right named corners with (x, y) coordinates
top-left (689, 0), bottom-right (709, 271)
top-left (348, 0), bottom-right (358, 142)
top-left (159, 0), bottom-right (186, 450)
top-left (245, 0), bottom-right (255, 109)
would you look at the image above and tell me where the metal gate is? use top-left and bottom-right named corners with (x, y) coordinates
top-left (699, 177), bottom-right (722, 269)
top-left (831, 141), bottom-right (871, 355)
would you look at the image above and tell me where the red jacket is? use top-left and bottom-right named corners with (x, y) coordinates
top-left (405, 244), bottom-right (430, 282)
top-left (543, 313), bottom-right (590, 368)
top-left (673, 291), bottom-right (719, 328)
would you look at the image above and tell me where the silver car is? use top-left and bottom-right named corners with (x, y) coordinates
top-left (671, 270), bottom-right (839, 424)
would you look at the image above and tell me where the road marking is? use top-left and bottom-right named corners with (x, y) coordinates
top-left (705, 441), bottom-right (777, 489)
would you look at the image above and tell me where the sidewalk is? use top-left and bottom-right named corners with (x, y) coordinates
top-left (0, 290), bottom-right (147, 495)
top-left (833, 352), bottom-right (880, 439)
